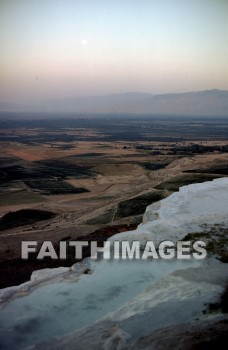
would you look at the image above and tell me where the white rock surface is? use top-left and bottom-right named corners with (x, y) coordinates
top-left (30, 267), bottom-right (71, 282)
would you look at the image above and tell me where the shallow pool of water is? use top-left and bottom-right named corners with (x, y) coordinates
top-left (0, 258), bottom-right (200, 350)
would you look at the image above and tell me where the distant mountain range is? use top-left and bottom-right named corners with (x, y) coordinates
top-left (1, 89), bottom-right (228, 116)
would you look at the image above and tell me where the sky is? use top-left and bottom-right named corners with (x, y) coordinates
top-left (0, 0), bottom-right (228, 104)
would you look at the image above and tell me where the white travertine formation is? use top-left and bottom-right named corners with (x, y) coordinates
top-left (110, 177), bottom-right (228, 245)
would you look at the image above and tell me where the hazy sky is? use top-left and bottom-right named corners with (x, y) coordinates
top-left (0, 0), bottom-right (228, 104)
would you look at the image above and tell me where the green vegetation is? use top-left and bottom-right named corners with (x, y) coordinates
top-left (0, 157), bottom-right (93, 197)
top-left (170, 144), bottom-right (228, 155)
top-left (155, 174), bottom-right (220, 191)
top-left (0, 159), bottom-right (95, 183)
top-left (183, 227), bottom-right (228, 263)
top-left (72, 153), bottom-right (104, 158)
top-left (85, 207), bottom-right (116, 225)
top-left (184, 166), bottom-right (228, 176)
top-left (141, 162), bottom-right (169, 171)
top-left (25, 180), bottom-right (89, 195)
top-left (0, 190), bottom-right (45, 206)
top-left (115, 191), bottom-right (165, 219)
top-left (0, 209), bottom-right (56, 231)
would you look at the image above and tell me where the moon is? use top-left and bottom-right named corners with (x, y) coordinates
top-left (81, 39), bottom-right (87, 46)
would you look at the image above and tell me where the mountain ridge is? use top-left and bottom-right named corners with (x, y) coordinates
top-left (1, 89), bottom-right (228, 116)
